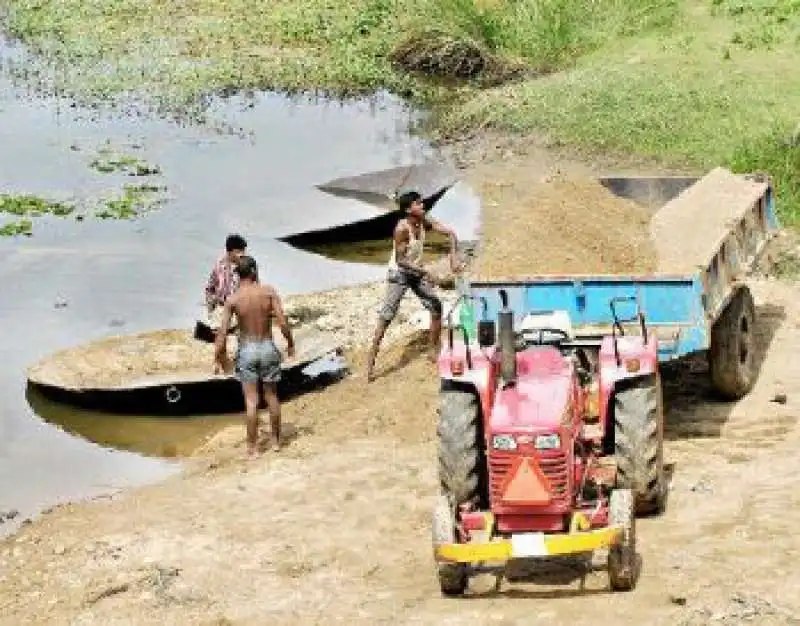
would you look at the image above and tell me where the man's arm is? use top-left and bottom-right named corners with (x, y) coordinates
top-left (426, 217), bottom-right (460, 271)
top-left (393, 222), bottom-right (427, 277)
top-left (271, 291), bottom-right (295, 358)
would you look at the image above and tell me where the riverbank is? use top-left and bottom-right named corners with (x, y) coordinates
top-left (3, 0), bottom-right (799, 226)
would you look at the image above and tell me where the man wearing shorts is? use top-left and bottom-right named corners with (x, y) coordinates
top-left (214, 255), bottom-right (295, 456)
top-left (365, 190), bottom-right (461, 382)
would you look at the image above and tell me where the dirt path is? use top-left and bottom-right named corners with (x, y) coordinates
top-left (2, 140), bottom-right (799, 625)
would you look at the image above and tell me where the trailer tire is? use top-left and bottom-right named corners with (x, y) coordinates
top-left (437, 388), bottom-right (485, 507)
top-left (432, 495), bottom-right (468, 596)
top-left (608, 488), bottom-right (637, 591)
top-left (709, 286), bottom-right (756, 400)
top-left (613, 374), bottom-right (666, 516)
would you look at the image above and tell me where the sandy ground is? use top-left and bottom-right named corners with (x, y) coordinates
top-left (3, 139), bottom-right (800, 625)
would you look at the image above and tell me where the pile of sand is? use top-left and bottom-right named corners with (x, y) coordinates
top-left (649, 167), bottom-right (769, 272)
top-left (471, 175), bottom-right (659, 279)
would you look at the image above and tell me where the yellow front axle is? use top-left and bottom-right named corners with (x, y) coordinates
top-left (435, 525), bottom-right (622, 564)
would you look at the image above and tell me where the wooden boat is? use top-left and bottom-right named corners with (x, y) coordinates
top-left (26, 325), bottom-right (344, 416)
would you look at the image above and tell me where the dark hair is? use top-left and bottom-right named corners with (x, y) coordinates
top-left (235, 255), bottom-right (258, 280)
top-left (225, 233), bottom-right (247, 252)
top-left (396, 191), bottom-right (422, 212)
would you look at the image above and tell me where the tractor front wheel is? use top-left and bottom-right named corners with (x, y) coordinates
top-left (608, 488), bottom-right (637, 591)
top-left (709, 286), bottom-right (756, 400)
top-left (613, 374), bottom-right (667, 516)
top-left (432, 495), bottom-right (468, 596)
top-left (437, 388), bottom-right (485, 507)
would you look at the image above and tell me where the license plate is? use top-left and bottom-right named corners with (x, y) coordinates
top-left (510, 532), bottom-right (547, 557)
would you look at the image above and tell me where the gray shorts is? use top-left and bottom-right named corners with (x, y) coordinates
top-left (235, 339), bottom-right (282, 384)
top-left (379, 269), bottom-right (443, 323)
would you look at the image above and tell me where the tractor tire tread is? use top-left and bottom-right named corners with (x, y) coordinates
top-left (437, 389), bottom-right (483, 506)
top-left (614, 375), bottom-right (666, 516)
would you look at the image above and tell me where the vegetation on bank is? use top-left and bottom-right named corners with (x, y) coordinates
top-left (0, 148), bottom-right (166, 236)
top-left (1, 0), bottom-right (799, 224)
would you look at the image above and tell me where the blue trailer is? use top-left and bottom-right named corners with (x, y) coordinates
top-left (457, 167), bottom-right (779, 400)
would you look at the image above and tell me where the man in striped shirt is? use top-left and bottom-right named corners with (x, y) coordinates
top-left (205, 234), bottom-right (248, 331)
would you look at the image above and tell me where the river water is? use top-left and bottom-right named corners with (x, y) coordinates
top-left (0, 42), bottom-right (481, 537)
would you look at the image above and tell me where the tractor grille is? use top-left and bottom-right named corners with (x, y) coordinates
top-left (490, 451), bottom-right (570, 506)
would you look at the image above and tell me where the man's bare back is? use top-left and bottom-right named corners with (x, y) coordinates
top-left (228, 282), bottom-right (284, 344)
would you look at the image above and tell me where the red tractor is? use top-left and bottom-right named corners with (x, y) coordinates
top-left (433, 288), bottom-right (667, 596)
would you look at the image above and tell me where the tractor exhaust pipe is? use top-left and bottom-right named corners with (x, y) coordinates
top-left (498, 289), bottom-right (516, 384)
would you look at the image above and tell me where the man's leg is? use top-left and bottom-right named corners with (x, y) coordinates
top-left (259, 341), bottom-right (284, 451)
top-left (366, 278), bottom-right (405, 382)
top-left (241, 381), bottom-right (261, 457)
top-left (236, 344), bottom-right (261, 457)
top-left (262, 382), bottom-right (281, 451)
top-left (411, 278), bottom-right (444, 362)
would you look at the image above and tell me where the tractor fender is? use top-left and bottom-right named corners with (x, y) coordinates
top-left (438, 344), bottom-right (496, 430)
top-left (597, 332), bottom-right (660, 426)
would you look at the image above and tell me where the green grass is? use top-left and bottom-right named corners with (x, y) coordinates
top-left (0, 185), bottom-right (167, 236)
top-left (95, 184), bottom-right (167, 220)
top-left (2, 0), bottom-right (799, 226)
top-left (90, 155), bottom-right (161, 177)
top-left (2, 0), bottom-right (679, 114)
top-left (0, 194), bottom-right (74, 237)
top-left (0, 151), bottom-right (168, 236)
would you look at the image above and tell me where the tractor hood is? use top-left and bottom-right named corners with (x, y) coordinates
top-left (490, 348), bottom-right (573, 431)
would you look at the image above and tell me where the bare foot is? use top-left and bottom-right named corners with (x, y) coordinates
top-left (271, 437), bottom-right (281, 453)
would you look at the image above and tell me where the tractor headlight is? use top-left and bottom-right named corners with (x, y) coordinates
top-left (534, 434), bottom-right (561, 450)
top-left (492, 434), bottom-right (517, 450)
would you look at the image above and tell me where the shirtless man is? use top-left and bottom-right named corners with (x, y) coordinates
top-left (365, 190), bottom-right (461, 382)
top-left (214, 255), bottom-right (295, 456)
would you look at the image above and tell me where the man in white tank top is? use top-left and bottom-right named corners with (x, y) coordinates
top-left (366, 190), bottom-right (461, 382)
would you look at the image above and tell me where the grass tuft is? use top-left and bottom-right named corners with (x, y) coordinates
top-left (728, 130), bottom-right (800, 226)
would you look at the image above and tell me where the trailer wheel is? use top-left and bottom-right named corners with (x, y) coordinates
top-left (613, 374), bottom-right (667, 516)
top-left (608, 488), bottom-right (637, 591)
top-left (437, 389), bottom-right (485, 507)
top-left (709, 286), bottom-right (756, 400)
top-left (432, 495), bottom-right (468, 596)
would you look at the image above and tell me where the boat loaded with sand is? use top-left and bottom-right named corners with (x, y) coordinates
top-left (26, 325), bottom-right (344, 416)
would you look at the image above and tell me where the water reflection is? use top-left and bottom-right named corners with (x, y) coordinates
top-left (26, 386), bottom-right (241, 458)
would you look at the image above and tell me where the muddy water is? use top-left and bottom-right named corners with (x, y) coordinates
top-left (0, 42), bottom-right (480, 536)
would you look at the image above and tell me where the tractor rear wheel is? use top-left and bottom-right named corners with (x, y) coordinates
top-left (607, 488), bottom-right (637, 591)
top-left (709, 286), bottom-right (756, 400)
top-left (432, 495), bottom-right (468, 596)
top-left (437, 389), bottom-right (484, 507)
top-left (613, 374), bottom-right (667, 516)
